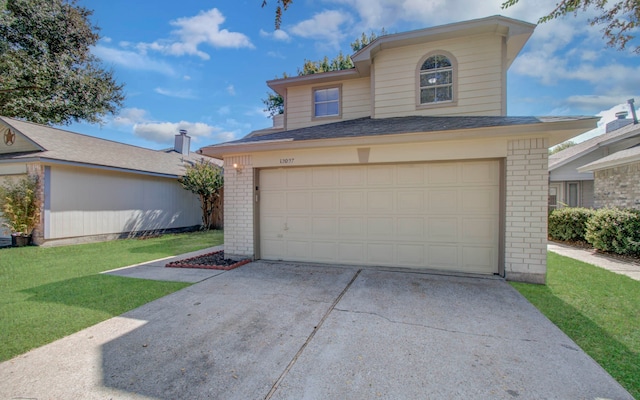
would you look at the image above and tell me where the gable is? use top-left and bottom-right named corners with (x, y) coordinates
top-left (0, 123), bottom-right (42, 155)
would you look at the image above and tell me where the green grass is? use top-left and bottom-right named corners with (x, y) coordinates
top-left (0, 230), bottom-right (223, 362)
top-left (511, 252), bottom-right (640, 399)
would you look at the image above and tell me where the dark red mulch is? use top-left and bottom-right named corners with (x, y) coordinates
top-left (166, 251), bottom-right (251, 270)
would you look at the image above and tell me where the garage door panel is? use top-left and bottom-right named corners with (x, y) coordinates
top-left (397, 164), bottom-right (425, 185)
top-left (339, 192), bottom-right (365, 212)
top-left (367, 191), bottom-right (394, 211)
top-left (367, 165), bottom-right (394, 185)
top-left (339, 217), bottom-right (365, 237)
top-left (367, 243), bottom-right (395, 264)
top-left (312, 217), bottom-right (337, 235)
top-left (260, 160), bottom-right (499, 274)
top-left (339, 167), bottom-right (365, 186)
top-left (312, 192), bottom-right (337, 212)
top-left (367, 217), bottom-right (394, 237)
top-left (312, 168), bottom-right (337, 187)
top-left (397, 217), bottom-right (424, 237)
top-left (311, 241), bottom-right (338, 261)
top-left (397, 191), bottom-right (424, 212)
top-left (428, 189), bottom-right (458, 213)
top-left (339, 242), bottom-right (364, 262)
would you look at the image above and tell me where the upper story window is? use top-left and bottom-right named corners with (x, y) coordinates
top-left (313, 86), bottom-right (341, 118)
top-left (418, 53), bottom-right (455, 105)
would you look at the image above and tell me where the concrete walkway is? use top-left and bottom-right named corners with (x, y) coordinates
top-left (548, 242), bottom-right (640, 281)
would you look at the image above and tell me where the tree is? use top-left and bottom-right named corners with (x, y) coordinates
top-left (179, 159), bottom-right (224, 230)
top-left (0, 0), bottom-right (125, 125)
top-left (261, 0), bottom-right (293, 30)
top-left (549, 140), bottom-right (577, 155)
top-left (502, 0), bottom-right (640, 53)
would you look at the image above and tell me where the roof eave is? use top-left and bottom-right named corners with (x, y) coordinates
top-left (200, 117), bottom-right (597, 159)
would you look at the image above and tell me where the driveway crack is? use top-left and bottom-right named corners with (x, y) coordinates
top-left (332, 308), bottom-right (537, 343)
top-left (264, 269), bottom-right (362, 400)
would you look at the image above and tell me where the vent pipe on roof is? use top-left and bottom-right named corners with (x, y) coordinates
top-left (174, 129), bottom-right (190, 156)
top-left (628, 98), bottom-right (638, 125)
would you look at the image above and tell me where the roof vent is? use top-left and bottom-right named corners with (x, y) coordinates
top-left (174, 129), bottom-right (190, 156)
top-left (615, 111), bottom-right (628, 120)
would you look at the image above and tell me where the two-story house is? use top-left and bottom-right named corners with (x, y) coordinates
top-left (200, 15), bottom-right (597, 284)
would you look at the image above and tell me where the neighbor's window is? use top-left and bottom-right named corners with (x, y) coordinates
top-left (313, 87), bottom-right (340, 118)
top-left (419, 54), bottom-right (454, 104)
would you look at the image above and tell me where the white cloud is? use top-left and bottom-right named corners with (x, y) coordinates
top-left (267, 51), bottom-right (286, 59)
top-left (289, 10), bottom-right (352, 48)
top-left (133, 121), bottom-right (218, 144)
top-left (154, 87), bottom-right (197, 99)
top-left (138, 8), bottom-right (254, 60)
top-left (226, 84), bottom-right (236, 96)
top-left (91, 45), bottom-right (175, 75)
top-left (260, 28), bottom-right (291, 42)
top-left (218, 106), bottom-right (231, 115)
top-left (183, 75), bottom-right (192, 81)
top-left (113, 108), bottom-right (149, 127)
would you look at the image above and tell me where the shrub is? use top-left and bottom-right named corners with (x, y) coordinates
top-left (548, 207), bottom-right (596, 242)
top-left (0, 175), bottom-right (41, 236)
top-left (585, 208), bottom-right (640, 255)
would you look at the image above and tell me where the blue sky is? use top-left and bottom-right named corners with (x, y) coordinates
top-left (71, 0), bottom-right (640, 150)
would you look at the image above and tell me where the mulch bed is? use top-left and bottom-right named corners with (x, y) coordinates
top-left (166, 251), bottom-right (251, 270)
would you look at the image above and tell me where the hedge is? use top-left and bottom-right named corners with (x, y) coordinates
top-left (548, 207), bottom-right (595, 242)
top-left (585, 208), bottom-right (640, 255)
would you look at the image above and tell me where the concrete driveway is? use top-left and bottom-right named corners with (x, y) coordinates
top-left (0, 262), bottom-right (632, 399)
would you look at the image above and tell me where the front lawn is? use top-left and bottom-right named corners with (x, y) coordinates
top-left (511, 252), bottom-right (640, 399)
top-left (0, 230), bottom-right (223, 362)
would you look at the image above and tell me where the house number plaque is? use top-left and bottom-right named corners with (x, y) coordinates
top-left (280, 158), bottom-right (294, 164)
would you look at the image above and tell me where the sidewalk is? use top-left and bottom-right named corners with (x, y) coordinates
top-left (102, 244), bottom-right (225, 283)
top-left (548, 242), bottom-right (640, 281)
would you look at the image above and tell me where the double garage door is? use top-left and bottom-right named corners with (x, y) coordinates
top-left (259, 160), bottom-right (500, 274)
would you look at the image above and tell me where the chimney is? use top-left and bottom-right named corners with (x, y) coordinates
top-left (628, 98), bottom-right (638, 124)
top-left (174, 129), bottom-right (190, 156)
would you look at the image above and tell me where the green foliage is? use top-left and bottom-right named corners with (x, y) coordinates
top-left (585, 208), bottom-right (640, 255)
top-left (0, 0), bottom-right (125, 125)
top-left (548, 207), bottom-right (596, 242)
top-left (0, 175), bottom-right (41, 236)
top-left (179, 159), bottom-right (224, 229)
top-left (549, 141), bottom-right (577, 155)
top-left (263, 91), bottom-right (284, 116)
top-left (350, 28), bottom-right (387, 52)
top-left (0, 230), bottom-right (223, 361)
top-left (512, 252), bottom-right (640, 398)
top-left (502, 0), bottom-right (640, 53)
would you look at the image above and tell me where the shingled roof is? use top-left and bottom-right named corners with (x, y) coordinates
top-left (0, 117), bottom-right (217, 178)
top-left (213, 115), bottom-right (593, 147)
top-left (549, 121), bottom-right (640, 171)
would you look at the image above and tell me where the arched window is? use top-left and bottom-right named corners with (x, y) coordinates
top-left (418, 54), bottom-right (454, 105)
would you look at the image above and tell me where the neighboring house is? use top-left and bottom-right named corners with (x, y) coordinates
top-left (200, 16), bottom-right (597, 284)
top-left (548, 114), bottom-right (640, 209)
top-left (578, 145), bottom-right (640, 210)
top-left (0, 116), bottom-right (217, 246)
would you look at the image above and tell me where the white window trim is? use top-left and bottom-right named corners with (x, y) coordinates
top-left (415, 50), bottom-right (458, 110)
top-left (312, 84), bottom-right (342, 120)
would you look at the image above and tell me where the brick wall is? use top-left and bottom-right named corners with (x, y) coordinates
top-left (593, 161), bottom-right (640, 210)
top-left (223, 155), bottom-right (254, 260)
top-left (505, 138), bottom-right (548, 284)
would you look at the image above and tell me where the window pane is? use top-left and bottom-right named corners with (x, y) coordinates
top-left (325, 87), bottom-right (339, 101)
top-left (435, 86), bottom-right (452, 101)
top-left (326, 101), bottom-right (339, 116)
top-left (421, 71), bottom-right (451, 87)
top-left (420, 88), bottom-right (435, 103)
top-left (421, 55), bottom-right (451, 70)
top-left (315, 90), bottom-right (327, 102)
top-left (568, 183), bottom-right (578, 207)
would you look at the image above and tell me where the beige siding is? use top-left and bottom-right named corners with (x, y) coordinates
top-left (47, 166), bottom-right (201, 239)
top-left (0, 128), bottom-right (39, 154)
top-left (373, 34), bottom-right (505, 118)
top-left (286, 77), bottom-right (371, 130)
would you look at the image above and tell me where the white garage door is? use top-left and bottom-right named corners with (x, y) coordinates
top-left (259, 160), bottom-right (500, 274)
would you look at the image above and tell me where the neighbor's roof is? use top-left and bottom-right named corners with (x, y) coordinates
top-left (0, 117), bottom-right (217, 178)
top-left (578, 145), bottom-right (640, 172)
top-left (201, 115), bottom-right (597, 157)
top-left (549, 121), bottom-right (640, 171)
